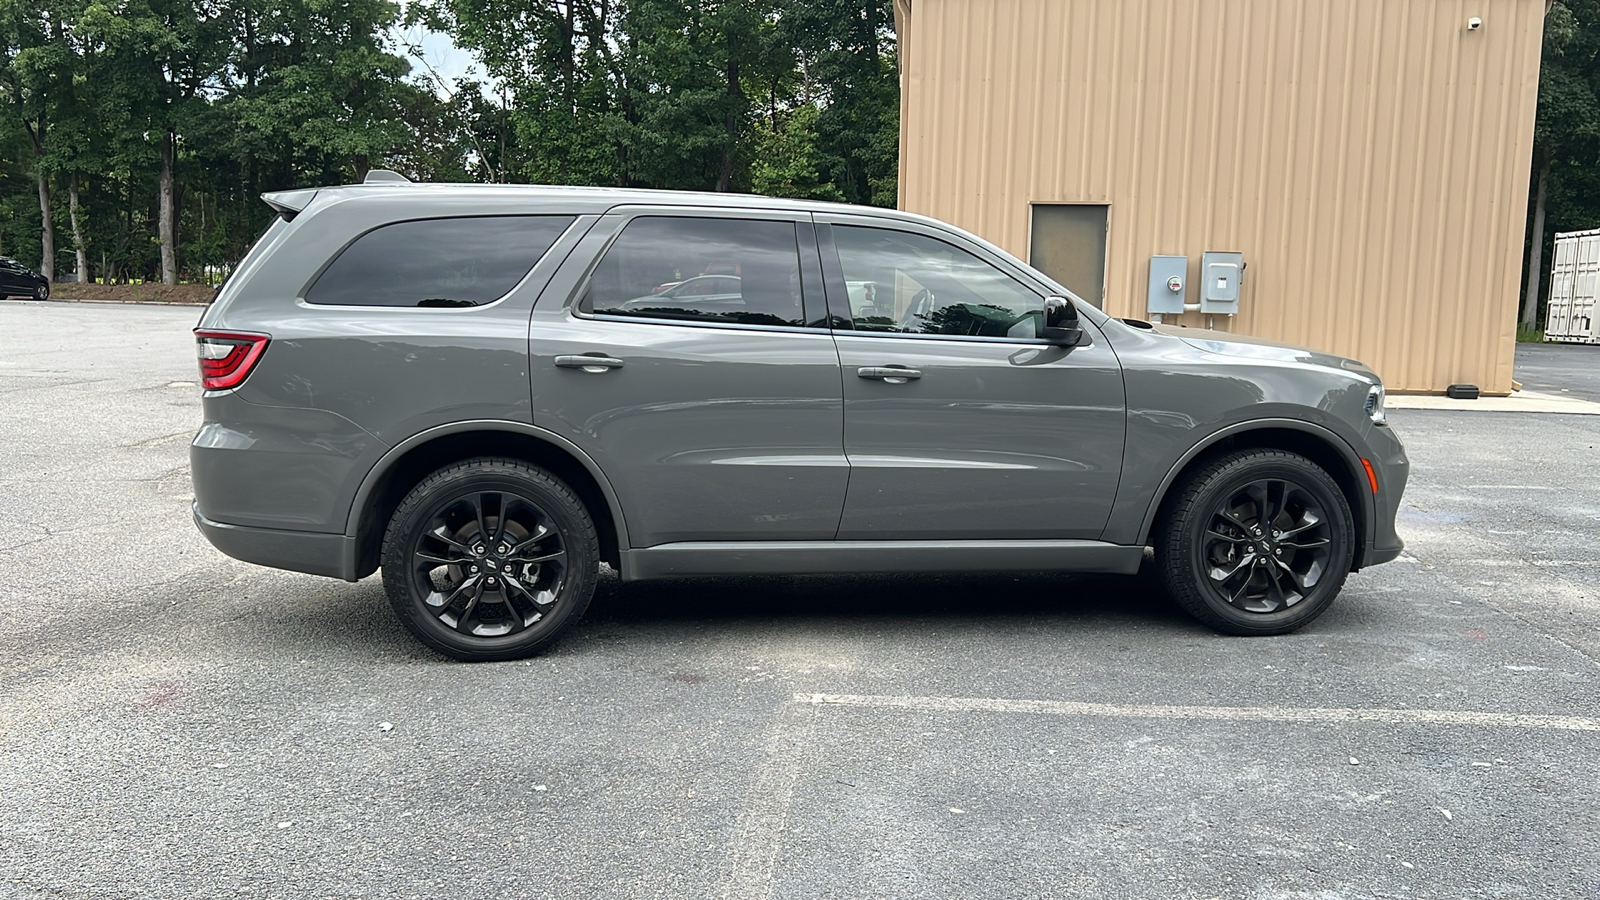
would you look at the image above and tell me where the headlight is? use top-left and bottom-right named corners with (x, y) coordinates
top-left (1365, 383), bottom-right (1386, 424)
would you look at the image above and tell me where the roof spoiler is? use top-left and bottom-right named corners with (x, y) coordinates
top-left (262, 188), bottom-right (318, 221)
top-left (261, 171), bottom-right (410, 221)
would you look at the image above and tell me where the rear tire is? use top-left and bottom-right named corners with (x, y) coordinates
top-left (380, 457), bottom-right (599, 661)
top-left (1156, 449), bottom-right (1354, 635)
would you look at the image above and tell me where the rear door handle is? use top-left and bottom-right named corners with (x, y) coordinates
top-left (857, 366), bottom-right (922, 382)
top-left (555, 355), bottom-right (625, 371)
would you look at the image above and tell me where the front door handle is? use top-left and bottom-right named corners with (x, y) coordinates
top-left (555, 354), bottom-right (625, 372)
top-left (857, 366), bottom-right (922, 382)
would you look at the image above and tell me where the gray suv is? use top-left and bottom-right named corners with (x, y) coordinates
top-left (191, 173), bottom-right (1407, 661)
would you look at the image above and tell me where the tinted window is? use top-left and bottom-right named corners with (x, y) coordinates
top-left (306, 216), bottom-right (574, 307)
top-left (833, 225), bottom-right (1043, 339)
top-left (588, 217), bottom-right (803, 327)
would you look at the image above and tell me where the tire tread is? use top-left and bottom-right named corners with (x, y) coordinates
top-left (1156, 449), bottom-right (1353, 636)
top-left (380, 456), bottom-right (598, 661)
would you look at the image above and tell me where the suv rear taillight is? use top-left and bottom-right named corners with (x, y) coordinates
top-left (195, 330), bottom-right (270, 390)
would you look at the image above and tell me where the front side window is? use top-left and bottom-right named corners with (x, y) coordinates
top-left (588, 217), bottom-right (804, 327)
top-left (306, 216), bottom-right (575, 307)
top-left (833, 225), bottom-right (1044, 339)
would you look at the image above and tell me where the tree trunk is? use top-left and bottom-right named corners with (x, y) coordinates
top-left (717, 31), bottom-right (742, 192)
top-left (865, 0), bottom-right (880, 64)
top-left (69, 172), bottom-right (87, 283)
top-left (1522, 155), bottom-right (1550, 331)
top-left (36, 168), bottom-right (55, 282)
top-left (158, 130), bottom-right (178, 285)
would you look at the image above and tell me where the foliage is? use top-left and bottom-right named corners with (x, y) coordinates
top-left (1525, 0), bottom-right (1600, 322)
top-left (4, 0), bottom-right (1594, 301)
top-left (0, 0), bottom-right (899, 282)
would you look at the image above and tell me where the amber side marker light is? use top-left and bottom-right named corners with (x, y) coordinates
top-left (195, 330), bottom-right (270, 390)
top-left (1361, 458), bottom-right (1380, 494)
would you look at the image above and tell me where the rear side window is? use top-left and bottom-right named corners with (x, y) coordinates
top-left (305, 216), bottom-right (574, 307)
top-left (586, 216), bottom-right (804, 327)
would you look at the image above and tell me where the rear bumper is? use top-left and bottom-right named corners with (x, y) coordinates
top-left (193, 503), bottom-right (356, 580)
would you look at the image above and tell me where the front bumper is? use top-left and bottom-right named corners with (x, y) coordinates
top-left (1358, 424), bottom-right (1409, 569)
top-left (193, 503), bottom-right (355, 580)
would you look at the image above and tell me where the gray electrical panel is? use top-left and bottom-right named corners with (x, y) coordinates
top-left (1200, 251), bottom-right (1243, 314)
top-left (1147, 255), bottom-right (1188, 314)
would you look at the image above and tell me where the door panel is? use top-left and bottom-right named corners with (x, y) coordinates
top-left (532, 318), bottom-right (846, 545)
top-left (530, 209), bottom-right (846, 547)
top-left (0, 264), bottom-right (23, 294)
top-left (818, 215), bottom-right (1126, 541)
top-left (834, 332), bottom-right (1125, 540)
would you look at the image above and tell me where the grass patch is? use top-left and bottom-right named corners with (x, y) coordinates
top-left (1516, 325), bottom-right (1544, 343)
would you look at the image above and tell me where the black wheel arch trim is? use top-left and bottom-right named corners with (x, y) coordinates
top-left (1133, 418), bottom-right (1374, 561)
top-left (342, 419), bottom-right (630, 582)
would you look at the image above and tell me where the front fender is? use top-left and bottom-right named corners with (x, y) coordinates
top-left (1122, 417), bottom-right (1373, 546)
top-left (1097, 321), bottom-right (1382, 549)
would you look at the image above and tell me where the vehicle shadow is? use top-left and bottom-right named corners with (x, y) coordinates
top-left (581, 563), bottom-right (1191, 632)
top-left (255, 565), bottom-right (1199, 665)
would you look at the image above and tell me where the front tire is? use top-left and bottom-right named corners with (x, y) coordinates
top-left (380, 458), bottom-right (599, 661)
top-left (33, 282), bottom-right (48, 300)
top-left (1156, 449), bottom-right (1355, 635)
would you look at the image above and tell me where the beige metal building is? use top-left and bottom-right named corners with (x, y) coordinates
top-left (893, 0), bottom-right (1547, 393)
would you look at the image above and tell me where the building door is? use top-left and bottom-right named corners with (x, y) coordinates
top-left (1029, 204), bottom-right (1108, 309)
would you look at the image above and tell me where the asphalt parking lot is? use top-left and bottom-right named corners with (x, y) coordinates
top-left (1515, 340), bottom-right (1600, 403)
top-left (2, 301), bottom-right (1598, 899)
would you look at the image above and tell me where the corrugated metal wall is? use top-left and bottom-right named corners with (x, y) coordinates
top-left (896, 0), bottom-right (1546, 393)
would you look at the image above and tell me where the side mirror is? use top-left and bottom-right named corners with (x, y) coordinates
top-left (1041, 296), bottom-right (1084, 347)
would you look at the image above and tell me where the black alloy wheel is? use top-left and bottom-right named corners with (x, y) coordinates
top-left (1157, 449), bottom-right (1354, 635)
top-left (381, 458), bottom-right (598, 661)
top-left (1201, 478), bottom-right (1334, 613)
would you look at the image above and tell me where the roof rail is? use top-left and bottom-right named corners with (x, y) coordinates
top-left (363, 169), bottom-right (412, 184)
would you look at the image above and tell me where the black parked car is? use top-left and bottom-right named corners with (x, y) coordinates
top-left (0, 257), bottom-right (49, 300)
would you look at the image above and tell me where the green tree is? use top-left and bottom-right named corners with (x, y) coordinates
top-left (419, 0), bottom-right (899, 200)
top-left (1523, 0), bottom-right (1600, 330)
top-left (420, 0), bottom-right (630, 185)
top-left (80, 0), bottom-right (231, 283)
top-left (777, 0), bottom-right (899, 206)
top-left (0, 0), bottom-right (905, 287)
top-left (0, 0), bottom-right (82, 279)
top-left (222, 0), bottom-right (414, 184)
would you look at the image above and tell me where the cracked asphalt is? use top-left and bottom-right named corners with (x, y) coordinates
top-left (2, 301), bottom-right (1598, 899)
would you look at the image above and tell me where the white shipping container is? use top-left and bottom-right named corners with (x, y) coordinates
top-left (1546, 230), bottom-right (1600, 344)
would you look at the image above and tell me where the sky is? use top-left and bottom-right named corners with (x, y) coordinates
top-left (390, 5), bottom-right (484, 96)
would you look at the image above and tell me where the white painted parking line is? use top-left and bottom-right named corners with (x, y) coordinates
top-left (794, 693), bottom-right (1600, 731)
top-left (720, 701), bottom-right (821, 900)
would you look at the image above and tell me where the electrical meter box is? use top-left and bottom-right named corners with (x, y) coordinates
top-left (1200, 251), bottom-right (1243, 314)
top-left (1147, 255), bottom-right (1188, 314)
